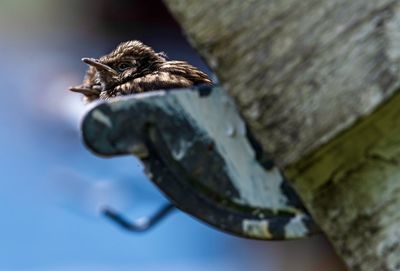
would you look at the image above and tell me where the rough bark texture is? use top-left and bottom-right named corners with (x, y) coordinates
top-left (163, 1), bottom-right (400, 270)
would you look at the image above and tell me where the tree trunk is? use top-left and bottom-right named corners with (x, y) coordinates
top-left (163, 0), bottom-right (400, 270)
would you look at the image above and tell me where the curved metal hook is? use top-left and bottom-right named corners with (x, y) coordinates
top-left (82, 87), bottom-right (319, 239)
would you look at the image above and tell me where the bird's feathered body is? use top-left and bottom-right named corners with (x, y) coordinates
top-left (70, 40), bottom-right (212, 101)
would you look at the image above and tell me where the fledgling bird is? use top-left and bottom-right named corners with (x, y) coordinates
top-left (70, 40), bottom-right (212, 102)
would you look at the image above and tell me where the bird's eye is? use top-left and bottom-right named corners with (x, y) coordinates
top-left (117, 62), bottom-right (130, 71)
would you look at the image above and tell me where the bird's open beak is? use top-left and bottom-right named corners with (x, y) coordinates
top-left (82, 58), bottom-right (118, 76)
top-left (69, 85), bottom-right (100, 96)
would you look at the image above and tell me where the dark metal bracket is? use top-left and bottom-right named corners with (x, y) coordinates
top-left (81, 86), bottom-right (319, 240)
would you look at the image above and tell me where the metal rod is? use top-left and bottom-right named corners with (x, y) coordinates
top-left (102, 203), bottom-right (175, 232)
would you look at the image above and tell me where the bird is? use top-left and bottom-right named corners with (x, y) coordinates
top-left (69, 40), bottom-right (212, 102)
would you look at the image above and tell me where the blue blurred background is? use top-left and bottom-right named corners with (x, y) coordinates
top-left (0, 1), bottom-right (346, 270)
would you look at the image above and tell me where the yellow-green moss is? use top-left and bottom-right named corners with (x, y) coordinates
top-left (285, 91), bottom-right (400, 270)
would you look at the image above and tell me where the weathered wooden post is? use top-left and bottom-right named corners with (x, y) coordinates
top-left (162, 1), bottom-right (400, 270)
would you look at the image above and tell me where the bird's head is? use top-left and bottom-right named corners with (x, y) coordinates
top-left (70, 40), bottom-right (167, 96)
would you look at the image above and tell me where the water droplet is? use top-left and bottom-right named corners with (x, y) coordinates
top-left (226, 124), bottom-right (235, 137)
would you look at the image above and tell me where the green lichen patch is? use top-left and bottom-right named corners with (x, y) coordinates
top-left (285, 90), bottom-right (400, 270)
